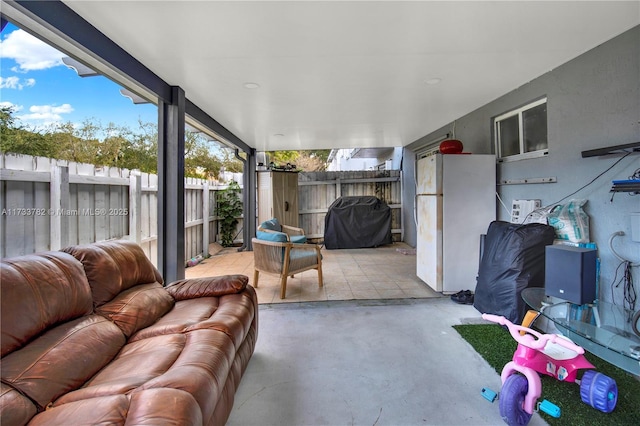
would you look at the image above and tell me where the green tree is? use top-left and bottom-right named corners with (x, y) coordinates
top-left (220, 149), bottom-right (244, 173)
top-left (47, 120), bottom-right (102, 164)
top-left (266, 150), bottom-right (330, 171)
top-left (295, 151), bottom-right (329, 171)
top-left (124, 120), bottom-right (158, 173)
top-left (0, 107), bottom-right (245, 178)
top-left (185, 131), bottom-right (223, 179)
top-left (0, 106), bottom-right (55, 157)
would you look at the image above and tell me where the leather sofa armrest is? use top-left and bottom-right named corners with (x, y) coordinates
top-left (165, 275), bottom-right (248, 301)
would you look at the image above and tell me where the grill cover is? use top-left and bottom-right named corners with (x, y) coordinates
top-left (324, 196), bottom-right (392, 249)
top-left (473, 221), bottom-right (556, 324)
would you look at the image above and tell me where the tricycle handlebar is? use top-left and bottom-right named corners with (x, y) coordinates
top-left (481, 313), bottom-right (584, 355)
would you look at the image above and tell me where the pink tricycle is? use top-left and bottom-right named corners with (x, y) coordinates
top-left (482, 313), bottom-right (618, 426)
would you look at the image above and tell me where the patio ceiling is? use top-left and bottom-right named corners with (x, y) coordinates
top-left (35, 1), bottom-right (640, 152)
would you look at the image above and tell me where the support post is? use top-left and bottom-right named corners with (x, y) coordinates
top-left (202, 181), bottom-right (210, 256)
top-left (129, 173), bottom-right (142, 244)
top-left (244, 149), bottom-right (257, 250)
top-left (50, 165), bottom-right (69, 250)
top-left (157, 86), bottom-right (185, 284)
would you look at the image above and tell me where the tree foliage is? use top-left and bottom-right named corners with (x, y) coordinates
top-left (268, 150), bottom-right (330, 171)
top-left (0, 106), bottom-right (54, 157)
top-left (0, 106), bottom-right (240, 179)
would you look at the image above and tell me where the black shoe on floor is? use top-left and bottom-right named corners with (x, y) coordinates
top-left (451, 290), bottom-right (474, 305)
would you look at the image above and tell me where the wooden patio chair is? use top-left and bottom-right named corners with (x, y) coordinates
top-left (252, 237), bottom-right (323, 299)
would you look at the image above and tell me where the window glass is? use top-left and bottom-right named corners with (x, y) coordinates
top-left (522, 103), bottom-right (547, 153)
top-left (494, 98), bottom-right (547, 161)
top-left (498, 115), bottom-right (520, 157)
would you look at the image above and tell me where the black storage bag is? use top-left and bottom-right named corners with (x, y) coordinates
top-left (324, 196), bottom-right (392, 249)
top-left (473, 221), bottom-right (556, 324)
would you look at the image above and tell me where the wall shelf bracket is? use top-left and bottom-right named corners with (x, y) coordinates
top-left (581, 141), bottom-right (640, 158)
top-left (499, 177), bottom-right (557, 185)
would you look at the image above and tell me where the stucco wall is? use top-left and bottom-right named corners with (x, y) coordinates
top-left (404, 26), bottom-right (639, 304)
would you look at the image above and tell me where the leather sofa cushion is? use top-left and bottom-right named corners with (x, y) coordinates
top-left (129, 287), bottom-right (257, 350)
top-left (96, 282), bottom-right (175, 338)
top-left (55, 333), bottom-right (189, 404)
top-left (29, 388), bottom-right (203, 426)
top-left (0, 383), bottom-right (37, 426)
top-left (136, 329), bottom-right (236, 423)
top-left (1, 252), bottom-right (93, 356)
top-left (62, 240), bottom-right (163, 307)
top-left (53, 330), bottom-right (235, 424)
top-left (1, 315), bottom-right (125, 409)
top-left (166, 274), bottom-right (248, 300)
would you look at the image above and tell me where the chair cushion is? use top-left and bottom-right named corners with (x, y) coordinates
top-left (259, 218), bottom-right (282, 232)
top-left (256, 231), bottom-right (288, 242)
top-left (290, 235), bottom-right (307, 244)
top-left (289, 248), bottom-right (319, 267)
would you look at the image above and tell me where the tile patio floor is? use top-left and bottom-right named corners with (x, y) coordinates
top-left (185, 242), bottom-right (442, 304)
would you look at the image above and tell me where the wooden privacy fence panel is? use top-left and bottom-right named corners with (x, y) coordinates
top-left (0, 154), bottom-right (240, 264)
top-left (298, 170), bottom-right (402, 240)
top-left (1, 155), bottom-right (131, 256)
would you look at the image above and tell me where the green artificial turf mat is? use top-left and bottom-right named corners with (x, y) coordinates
top-left (453, 323), bottom-right (640, 426)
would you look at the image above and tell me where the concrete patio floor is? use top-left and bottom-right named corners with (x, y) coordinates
top-left (185, 242), bottom-right (442, 304)
top-left (187, 242), bottom-right (550, 425)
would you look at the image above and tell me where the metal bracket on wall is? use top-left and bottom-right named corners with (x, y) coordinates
top-left (498, 177), bottom-right (557, 185)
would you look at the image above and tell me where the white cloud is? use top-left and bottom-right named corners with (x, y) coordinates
top-left (0, 76), bottom-right (36, 90)
top-left (0, 101), bottom-right (24, 113)
top-left (17, 103), bottom-right (74, 128)
top-left (0, 29), bottom-right (64, 71)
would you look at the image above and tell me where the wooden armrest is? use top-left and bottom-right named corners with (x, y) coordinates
top-left (257, 228), bottom-right (281, 234)
top-left (253, 238), bottom-right (290, 248)
top-left (281, 224), bottom-right (305, 236)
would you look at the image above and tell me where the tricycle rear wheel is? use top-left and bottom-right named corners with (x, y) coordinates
top-left (499, 374), bottom-right (533, 426)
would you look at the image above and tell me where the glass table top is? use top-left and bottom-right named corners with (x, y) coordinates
top-left (521, 287), bottom-right (640, 377)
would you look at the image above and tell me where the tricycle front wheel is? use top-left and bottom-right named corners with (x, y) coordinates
top-left (500, 374), bottom-right (533, 426)
top-left (580, 370), bottom-right (617, 413)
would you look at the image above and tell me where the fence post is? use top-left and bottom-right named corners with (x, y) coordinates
top-left (129, 173), bottom-right (142, 244)
top-left (50, 165), bottom-right (69, 250)
top-left (202, 181), bottom-right (210, 256)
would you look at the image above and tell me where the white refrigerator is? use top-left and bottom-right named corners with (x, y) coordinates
top-left (415, 153), bottom-right (496, 293)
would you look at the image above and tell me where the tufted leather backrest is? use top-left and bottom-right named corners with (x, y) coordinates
top-left (62, 240), bottom-right (174, 338)
top-left (62, 240), bottom-right (164, 308)
top-left (0, 252), bottom-right (93, 357)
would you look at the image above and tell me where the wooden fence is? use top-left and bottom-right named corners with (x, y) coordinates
top-left (1, 154), bottom-right (403, 265)
top-left (0, 154), bottom-right (240, 264)
top-left (298, 170), bottom-right (402, 240)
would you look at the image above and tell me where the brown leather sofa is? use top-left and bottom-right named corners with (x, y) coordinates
top-left (1, 240), bottom-right (258, 425)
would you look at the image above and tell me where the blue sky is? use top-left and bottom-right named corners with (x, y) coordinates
top-left (0, 23), bottom-right (157, 132)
